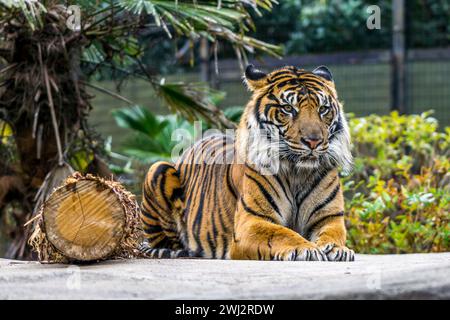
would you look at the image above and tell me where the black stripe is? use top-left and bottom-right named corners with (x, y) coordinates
top-left (275, 78), bottom-right (300, 89)
top-left (329, 113), bottom-right (344, 142)
top-left (280, 85), bottom-right (302, 93)
top-left (253, 95), bottom-right (264, 129)
top-left (142, 195), bottom-right (161, 216)
top-left (324, 175), bottom-right (338, 190)
top-left (296, 169), bottom-right (330, 205)
top-left (268, 71), bottom-right (295, 82)
top-left (180, 150), bottom-right (196, 185)
top-left (142, 194), bottom-right (171, 225)
top-left (245, 173), bottom-right (281, 217)
top-left (225, 165), bottom-right (238, 199)
top-left (140, 206), bottom-right (159, 221)
top-left (170, 187), bottom-right (183, 201)
top-left (264, 103), bottom-right (277, 119)
top-left (151, 163), bottom-right (172, 188)
top-left (159, 173), bottom-right (172, 210)
top-left (307, 184), bottom-right (341, 223)
top-left (241, 198), bottom-right (276, 223)
top-left (267, 92), bottom-right (279, 102)
top-left (271, 75), bottom-right (297, 85)
top-left (221, 235), bottom-right (228, 259)
top-left (245, 165), bottom-right (281, 199)
top-left (208, 179), bottom-right (219, 253)
top-left (192, 159), bottom-right (216, 251)
top-left (142, 220), bottom-right (163, 231)
top-left (299, 77), bottom-right (326, 87)
top-left (216, 188), bottom-right (231, 237)
top-left (307, 211), bottom-right (344, 236)
top-left (206, 232), bottom-right (216, 259)
top-left (144, 179), bottom-right (169, 213)
top-left (257, 246), bottom-right (263, 260)
top-left (293, 169), bottom-right (331, 225)
top-left (192, 188), bottom-right (206, 240)
top-left (145, 232), bottom-right (164, 240)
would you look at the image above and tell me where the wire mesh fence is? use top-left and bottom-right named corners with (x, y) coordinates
top-left (406, 50), bottom-right (450, 123)
top-left (213, 48), bottom-right (450, 127)
top-left (90, 47), bottom-right (450, 148)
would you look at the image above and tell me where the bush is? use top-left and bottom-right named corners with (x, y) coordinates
top-left (344, 112), bottom-right (450, 254)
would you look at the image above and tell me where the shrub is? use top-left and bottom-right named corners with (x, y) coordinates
top-left (344, 112), bottom-right (449, 253)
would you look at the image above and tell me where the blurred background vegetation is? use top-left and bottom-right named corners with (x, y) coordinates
top-left (0, 0), bottom-right (449, 258)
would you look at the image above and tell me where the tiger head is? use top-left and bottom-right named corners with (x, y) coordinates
top-left (237, 65), bottom-right (352, 174)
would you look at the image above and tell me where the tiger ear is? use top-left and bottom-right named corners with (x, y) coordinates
top-left (244, 64), bottom-right (268, 91)
top-left (313, 66), bottom-right (334, 82)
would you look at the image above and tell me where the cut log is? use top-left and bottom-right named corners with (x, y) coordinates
top-left (29, 172), bottom-right (142, 263)
top-left (44, 179), bottom-right (126, 261)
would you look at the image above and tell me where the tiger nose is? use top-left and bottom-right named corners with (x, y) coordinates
top-left (301, 135), bottom-right (323, 149)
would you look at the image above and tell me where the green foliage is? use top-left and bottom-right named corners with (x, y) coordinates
top-left (77, 0), bottom-right (282, 70)
top-left (112, 105), bottom-right (195, 163)
top-left (285, 0), bottom-right (391, 53)
top-left (344, 112), bottom-right (450, 254)
top-left (0, 0), bottom-right (47, 31)
top-left (222, 106), bottom-right (244, 123)
top-left (74, 0), bottom-right (281, 129)
top-left (408, 0), bottom-right (450, 48)
top-left (111, 104), bottom-right (243, 164)
top-left (251, 0), bottom-right (449, 54)
top-left (0, 120), bottom-right (17, 167)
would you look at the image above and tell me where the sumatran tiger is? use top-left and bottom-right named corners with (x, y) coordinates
top-left (138, 64), bottom-right (355, 261)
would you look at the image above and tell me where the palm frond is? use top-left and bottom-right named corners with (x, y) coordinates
top-left (112, 105), bottom-right (168, 136)
top-left (0, 0), bottom-right (47, 31)
top-left (83, 42), bottom-right (106, 64)
top-left (112, 0), bottom-right (282, 57)
top-left (223, 106), bottom-right (244, 123)
top-left (155, 81), bottom-right (236, 129)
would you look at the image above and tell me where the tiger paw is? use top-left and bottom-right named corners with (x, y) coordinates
top-left (276, 243), bottom-right (328, 261)
top-left (319, 243), bottom-right (355, 262)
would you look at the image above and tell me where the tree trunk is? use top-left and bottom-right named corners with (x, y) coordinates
top-left (0, 8), bottom-right (112, 259)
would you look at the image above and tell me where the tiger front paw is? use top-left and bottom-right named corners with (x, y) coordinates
top-left (275, 243), bottom-right (328, 261)
top-left (319, 243), bottom-right (355, 262)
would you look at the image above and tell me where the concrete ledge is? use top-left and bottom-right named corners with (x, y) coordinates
top-left (1, 253), bottom-right (449, 299)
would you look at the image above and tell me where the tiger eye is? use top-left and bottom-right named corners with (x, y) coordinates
top-left (282, 104), bottom-right (292, 112)
top-left (319, 105), bottom-right (330, 114)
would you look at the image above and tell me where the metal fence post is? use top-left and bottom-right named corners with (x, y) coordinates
top-left (391, 0), bottom-right (407, 113)
top-left (200, 38), bottom-right (211, 84)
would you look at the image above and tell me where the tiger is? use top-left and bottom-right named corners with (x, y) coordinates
top-left (138, 64), bottom-right (355, 261)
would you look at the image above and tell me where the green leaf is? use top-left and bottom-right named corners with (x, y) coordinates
top-left (112, 105), bottom-right (168, 137)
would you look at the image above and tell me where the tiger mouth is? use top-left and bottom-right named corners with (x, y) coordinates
top-left (299, 151), bottom-right (321, 161)
top-left (280, 151), bottom-right (321, 162)
top-left (300, 155), bottom-right (319, 162)
top-left (283, 153), bottom-right (321, 166)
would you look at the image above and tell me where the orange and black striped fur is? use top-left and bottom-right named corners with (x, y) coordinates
top-left (139, 65), bottom-right (355, 261)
